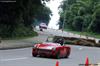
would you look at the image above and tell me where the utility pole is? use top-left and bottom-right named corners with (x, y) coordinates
top-left (62, 0), bottom-right (68, 32)
top-left (62, 11), bottom-right (66, 32)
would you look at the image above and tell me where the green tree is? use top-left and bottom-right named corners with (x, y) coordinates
top-left (59, 0), bottom-right (100, 34)
top-left (0, 0), bottom-right (52, 38)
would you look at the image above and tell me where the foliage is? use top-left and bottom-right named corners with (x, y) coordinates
top-left (0, 0), bottom-right (51, 38)
top-left (72, 16), bottom-right (84, 31)
top-left (59, 0), bottom-right (100, 33)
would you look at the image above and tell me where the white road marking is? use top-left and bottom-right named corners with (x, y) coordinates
top-left (0, 57), bottom-right (28, 61)
top-left (79, 47), bottom-right (83, 50)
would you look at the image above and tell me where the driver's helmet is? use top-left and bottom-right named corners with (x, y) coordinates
top-left (56, 38), bottom-right (64, 45)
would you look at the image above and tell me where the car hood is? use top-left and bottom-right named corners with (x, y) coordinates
top-left (39, 46), bottom-right (56, 50)
top-left (36, 42), bottom-right (61, 50)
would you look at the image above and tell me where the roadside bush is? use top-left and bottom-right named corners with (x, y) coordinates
top-left (12, 24), bottom-right (38, 39)
top-left (64, 40), bottom-right (75, 44)
top-left (72, 16), bottom-right (84, 31)
top-left (0, 24), bottom-right (38, 39)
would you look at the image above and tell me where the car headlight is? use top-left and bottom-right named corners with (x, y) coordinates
top-left (33, 44), bottom-right (37, 48)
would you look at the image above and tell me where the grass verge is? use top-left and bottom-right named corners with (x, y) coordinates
top-left (64, 29), bottom-right (100, 39)
top-left (1, 31), bottom-right (38, 40)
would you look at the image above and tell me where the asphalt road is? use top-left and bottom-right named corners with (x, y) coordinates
top-left (0, 28), bottom-right (100, 66)
top-left (0, 45), bottom-right (100, 66)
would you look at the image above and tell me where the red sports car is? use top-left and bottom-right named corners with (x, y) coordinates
top-left (32, 42), bottom-right (71, 59)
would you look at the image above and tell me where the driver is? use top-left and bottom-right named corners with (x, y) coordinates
top-left (55, 38), bottom-right (65, 46)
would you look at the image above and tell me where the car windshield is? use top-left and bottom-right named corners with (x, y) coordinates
top-left (42, 42), bottom-right (61, 46)
top-left (40, 23), bottom-right (46, 25)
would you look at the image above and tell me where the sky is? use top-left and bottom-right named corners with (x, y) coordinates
top-left (46, 0), bottom-right (63, 29)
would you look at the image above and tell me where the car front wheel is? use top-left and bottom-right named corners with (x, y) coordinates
top-left (65, 50), bottom-right (70, 58)
top-left (32, 53), bottom-right (38, 57)
top-left (55, 51), bottom-right (60, 59)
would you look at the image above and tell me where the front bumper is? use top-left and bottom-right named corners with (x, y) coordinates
top-left (32, 48), bottom-right (56, 57)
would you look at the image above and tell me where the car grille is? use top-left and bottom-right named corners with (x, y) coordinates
top-left (38, 49), bottom-right (51, 52)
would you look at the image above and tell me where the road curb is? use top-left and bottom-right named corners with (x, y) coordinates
top-left (0, 43), bottom-right (34, 50)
